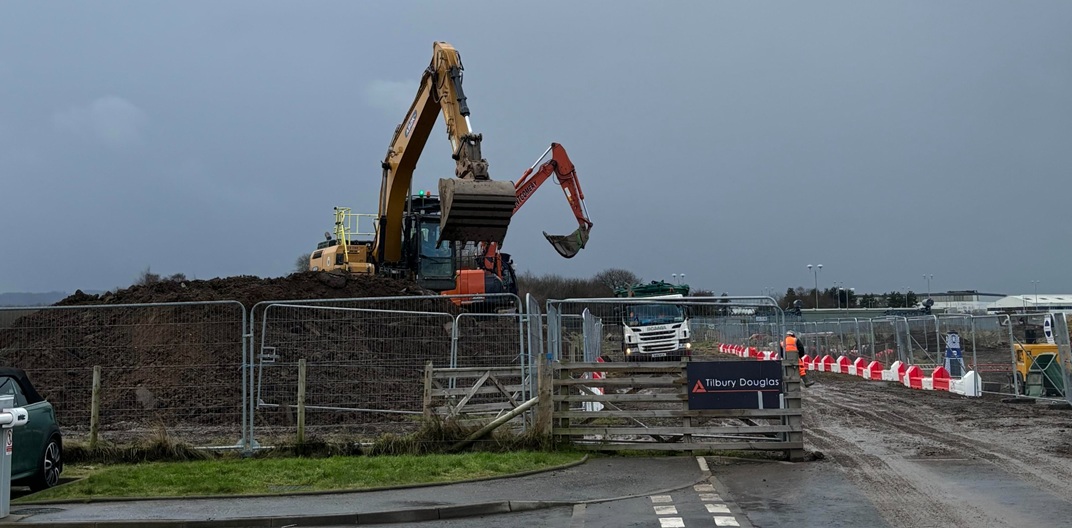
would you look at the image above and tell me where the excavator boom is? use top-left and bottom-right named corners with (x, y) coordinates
top-left (376, 41), bottom-right (515, 265)
top-left (514, 143), bottom-right (593, 258)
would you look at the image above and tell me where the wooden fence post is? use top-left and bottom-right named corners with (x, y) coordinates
top-left (681, 361), bottom-right (693, 450)
top-left (297, 359), bottom-right (306, 444)
top-left (89, 365), bottom-right (101, 450)
top-left (535, 357), bottom-right (552, 436)
top-left (785, 356), bottom-right (805, 461)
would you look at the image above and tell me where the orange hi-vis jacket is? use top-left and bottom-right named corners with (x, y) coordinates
top-left (784, 336), bottom-right (806, 378)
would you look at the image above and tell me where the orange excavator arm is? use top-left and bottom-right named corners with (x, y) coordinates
top-left (482, 143), bottom-right (592, 263)
top-left (514, 143), bottom-right (593, 258)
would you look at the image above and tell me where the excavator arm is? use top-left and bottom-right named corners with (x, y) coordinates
top-left (375, 41), bottom-right (515, 265)
top-left (513, 142), bottom-right (593, 258)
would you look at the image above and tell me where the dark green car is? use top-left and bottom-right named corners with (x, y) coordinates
top-left (0, 368), bottom-right (62, 491)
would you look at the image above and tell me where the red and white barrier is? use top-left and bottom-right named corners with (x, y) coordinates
top-left (583, 357), bottom-right (605, 412)
top-left (883, 361), bottom-right (908, 382)
top-left (715, 343), bottom-right (981, 397)
top-left (716, 343), bottom-right (779, 361)
top-left (834, 356), bottom-right (851, 374)
top-left (862, 360), bottom-right (883, 380)
top-left (950, 371), bottom-right (982, 397)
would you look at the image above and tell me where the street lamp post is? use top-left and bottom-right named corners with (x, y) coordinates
top-left (1031, 280), bottom-right (1039, 308)
top-left (924, 274), bottom-right (933, 299)
top-left (807, 264), bottom-right (822, 309)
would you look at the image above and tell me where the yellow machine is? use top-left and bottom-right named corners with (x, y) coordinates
top-left (1014, 343), bottom-right (1065, 397)
top-left (311, 42), bottom-right (516, 293)
top-left (309, 207), bottom-right (376, 274)
top-left (376, 41), bottom-right (516, 267)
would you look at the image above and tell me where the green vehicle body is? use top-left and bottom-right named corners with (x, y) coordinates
top-left (0, 368), bottom-right (63, 491)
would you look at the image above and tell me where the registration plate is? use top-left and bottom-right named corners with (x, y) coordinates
top-left (650, 353), bottom-right (667, 358)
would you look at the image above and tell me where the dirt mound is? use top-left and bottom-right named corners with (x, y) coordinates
top-left (54, 271), bottom-right (429, 310)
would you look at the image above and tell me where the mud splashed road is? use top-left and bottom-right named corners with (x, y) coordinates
top-left (713, 374), bottom-right (1072, 528)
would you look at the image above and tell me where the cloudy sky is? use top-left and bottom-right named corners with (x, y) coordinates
top-left (2, 1), bottom-right (1070, 297)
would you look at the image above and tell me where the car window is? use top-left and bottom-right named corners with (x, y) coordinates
top-left (0, 377), bottom-right (27, 407)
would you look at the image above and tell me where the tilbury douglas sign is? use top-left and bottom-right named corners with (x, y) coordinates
top-left (687, 361), bottom-right (784, 409)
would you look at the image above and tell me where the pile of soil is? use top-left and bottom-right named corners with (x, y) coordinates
top-left (53, 271), bottom-right (428, 310)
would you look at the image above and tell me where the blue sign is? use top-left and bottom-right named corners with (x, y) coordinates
top-left (945, 332), bottom-right (965, 376)
top-left (687, 361), bottom-right (783, 410)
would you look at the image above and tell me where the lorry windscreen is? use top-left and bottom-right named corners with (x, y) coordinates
top-left (625, 304), bottom-right (685, 326)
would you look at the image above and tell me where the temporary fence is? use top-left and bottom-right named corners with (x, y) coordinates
top-left (0, 302), bottom-right (247, 448)
top-left (715, 310), bottom-right (1072, 403)
top-left (3, 293), bottom-right (1062, 454)
top-left (250, 293), bottom-right (526, 447)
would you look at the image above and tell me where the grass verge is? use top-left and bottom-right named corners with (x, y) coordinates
top-left (21, 450), bottom-right (584, 502)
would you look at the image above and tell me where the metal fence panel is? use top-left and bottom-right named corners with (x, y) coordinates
top-left (526, 294), bottom-right (544, 401)
top-left (582, 309), bottom-right (602, 362)
top-left (1053, 313), bottom-right (1072, 405)
top-left (0, 302), bottom-right (246, 448)
top-left (255, 304), bottom-right (454, 444)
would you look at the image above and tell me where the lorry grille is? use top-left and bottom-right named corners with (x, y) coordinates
top-left (638, 330), bottom-right (680, 353)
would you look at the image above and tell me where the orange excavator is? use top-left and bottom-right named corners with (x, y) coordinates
top-left (446, 142), bottom-right (593, 300)
top-left (510, 142), bottom-right (592, 259)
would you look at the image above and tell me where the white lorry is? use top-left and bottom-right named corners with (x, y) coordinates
top-left (615, 281), bottom-right (692, 361)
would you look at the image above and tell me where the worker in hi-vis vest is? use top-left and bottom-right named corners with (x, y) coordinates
top-left (783, 330), bottom-right (813, 387)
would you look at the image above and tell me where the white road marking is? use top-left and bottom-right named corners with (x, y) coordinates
top-left (659, 518), bottom-right (685, 528)
top-left (714, 516), bottom-right (740, 526)
top-left (569, 503), bottom-right (586, 528)
top-left (696, 456), bottom-right (710, 472)
top-left (706, 503), bottom-right (731, 514)
top-left (699, 493), bottom-right (722, 502)
top-left (694, 483), bottom-right (716, 492)
top-left (654, 505), bottom-right (679, 515)
top-left (650, 494), bottom-right (674, 503)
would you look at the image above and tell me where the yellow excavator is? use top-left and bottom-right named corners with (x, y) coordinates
top-left (312, 41), bottom-right (517, 292)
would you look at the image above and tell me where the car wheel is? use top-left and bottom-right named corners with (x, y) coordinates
top-left (29, 435), bottom-right (62, 492)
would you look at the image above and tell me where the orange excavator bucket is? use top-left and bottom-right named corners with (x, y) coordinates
top-left (543, 225), bottom-right (590, 259)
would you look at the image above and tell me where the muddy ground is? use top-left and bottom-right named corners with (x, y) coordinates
top-left (783, 371), bottom-right (1072, 527)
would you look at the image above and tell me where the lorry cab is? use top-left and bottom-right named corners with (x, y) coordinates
top-left (616, 288), bottom-right (692, 362)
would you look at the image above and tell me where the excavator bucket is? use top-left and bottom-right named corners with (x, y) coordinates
top-left (543, 226), bottom-right (590, 259)
top-left (438, 177), bottom-right (517, 245)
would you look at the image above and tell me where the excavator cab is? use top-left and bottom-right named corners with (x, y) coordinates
top-left (437, 133), bottom-right (516, 246)
top-left (402, 195), bottom-right (460, 292)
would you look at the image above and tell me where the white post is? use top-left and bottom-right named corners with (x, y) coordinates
top-left (0, 395), bottom-right (29, 518)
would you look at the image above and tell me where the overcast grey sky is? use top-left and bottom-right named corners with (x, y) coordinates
top-left (2, 1), bottom-right (1070, 297)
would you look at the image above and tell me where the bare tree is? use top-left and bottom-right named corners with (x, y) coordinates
top-left (294, 253), bottom-right (311, 273)
top-left (593, 268), bottom-right (642, 291)
top-left (135, 266), bottom-right (161, 286)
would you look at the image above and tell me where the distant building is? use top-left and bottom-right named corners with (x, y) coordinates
top-left (929, 290), bottom-right (1006, 314)
top-left (986, 294), bottom-right (1072, 314)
